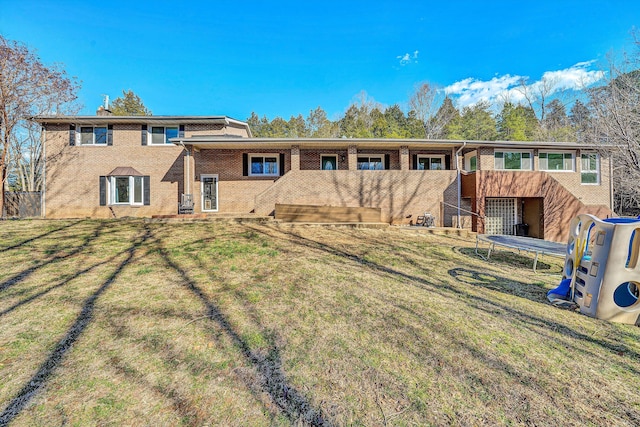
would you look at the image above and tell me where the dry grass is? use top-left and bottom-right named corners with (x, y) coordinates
top-left (1, 219), bottom-right (640, 426)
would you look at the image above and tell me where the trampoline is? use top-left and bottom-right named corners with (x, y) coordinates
top-left (475, 234), bottom-right (566, 272)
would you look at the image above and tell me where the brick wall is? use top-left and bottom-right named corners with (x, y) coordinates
top-left (475, 146), bottom-right (612, 205)
top-left (300, 149), bottom-right (349, 170)
top-left (43, 122), bottom-right (249, 218)
top-left (474, 170), bottom-right (613, 241)
top-left (253, 170), bottom-right (459, 225)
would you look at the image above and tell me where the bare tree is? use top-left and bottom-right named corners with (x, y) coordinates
top-left (408, 82), bottom-right (446, 138)
top-left (588, 46), bottom-right (640, 215)
top-left (0, 35), bottom-right (79, 216)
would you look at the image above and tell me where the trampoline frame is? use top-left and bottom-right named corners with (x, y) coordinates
top-left (475, 234), bottom-right (566, 273)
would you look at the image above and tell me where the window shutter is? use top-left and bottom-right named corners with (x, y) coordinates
top-left (445, 155), bottom-right (451, 170)
top-left (412, 154), bottom-right (417, 170)
top-left (141, 125), bottom-right (147, 145)
top-left (107, 125), bottom-right (113, 146)
top-left (243, 153), bottom-right (248, 176)
top-left (143, 176), bottom-right (150, 205)
top-left (384, 154), bottom-right (390, 170)
top-left (69, 124), bottom-right (76, 146)
top-left (279, 153), bottom-right (285, 176)
top-left (99, 176), bottom-right (107, 206)
top-left (179, 125), bottom-right (185, 138)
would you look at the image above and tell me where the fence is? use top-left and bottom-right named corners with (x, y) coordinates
top-left (3, 192), bottom-right (42, 218)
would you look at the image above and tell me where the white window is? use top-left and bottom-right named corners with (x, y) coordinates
top-left (494, 151), bottom-right (532, 170)
top-left (80, 126), bottom-right (107, 145)
top-left (581, 153), bottom-right (600, 184)
top-left (110, 176), bottom-right (144, 205)
top-left (249, 154), bottom-right (280, 176)
top-left (150, 126), bottom-right (179, 145)
top-left (539, 151), bottom-right (574, 171)
top-left (320, 155), bottom-right (338, 170)
top-left (357, 156), bottom-right (384, 170)
top-left (417, 155), bottom-right (445, 170)
top-left (464, 151), bottom-right (477, 171)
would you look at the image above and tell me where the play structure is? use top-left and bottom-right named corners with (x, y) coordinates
top-left (547, 214), bottom-right (640, 325)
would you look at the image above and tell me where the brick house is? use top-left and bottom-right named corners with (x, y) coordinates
top-left (35, 114), bottom-right (613, 242)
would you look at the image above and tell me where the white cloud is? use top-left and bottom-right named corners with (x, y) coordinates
top-left (444, 61), bottom-right (605, 108)
top-left (397, 50), bottom-right (419, 66)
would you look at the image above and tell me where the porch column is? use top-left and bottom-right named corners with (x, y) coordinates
top-left (291, 145), bottom-right (300, 171)
top-left (400, 145), bottom-right (410, 170)
top-left (348, 145), bottom-right (358, 170)
top-left (183, 146), bottom-right (195, 195)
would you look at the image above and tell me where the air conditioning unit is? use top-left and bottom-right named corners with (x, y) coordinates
top-left (205, 200), bottom-right (212, 210)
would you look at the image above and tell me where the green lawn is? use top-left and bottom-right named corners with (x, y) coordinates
top-left (1, 219), bottom-right (639, 426)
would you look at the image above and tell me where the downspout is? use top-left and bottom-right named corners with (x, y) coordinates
top-left (455, 142), bottom-right (467, 229)
top-left (41, 126), bottom-right (46, 218)
top-left (179, 140), bottom-right (190, 195)
top-left (609, 150), bottom-right (613, 214)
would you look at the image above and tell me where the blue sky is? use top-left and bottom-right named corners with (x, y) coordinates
top-left (1, 0), bottom-right (639, 121)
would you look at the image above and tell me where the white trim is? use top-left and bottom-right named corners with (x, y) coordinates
top-left (320, 154), bottom-right (338, 170)
top-left (580, 152), bottom-right (600, 185)
top-left (248, 153), bottom-right (280, 176)
top-left (78, 125), bottom-right (108, 145)
top-left (464, 150), bottom-right (478, 171)
top-left (494, 149), bottom-right (533, 170)
top-left (416, 154), bottom-right (445, 170)
top-left (539, 150), bottom-right (575, 172)
top-left (109, 176), bottom-right (144, 205)
top-left (201, 174), bottom-right (219, 212)
top-left (148, 125), bottom-right (179, 145)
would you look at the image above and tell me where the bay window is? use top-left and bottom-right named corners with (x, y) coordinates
top-left (99, 175), bottom-right (149, 206)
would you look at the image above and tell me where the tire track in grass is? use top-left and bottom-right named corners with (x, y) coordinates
top-left (155, 237), bottom-right (332, 426)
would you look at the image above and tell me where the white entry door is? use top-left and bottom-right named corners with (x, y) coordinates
top-left (201, 174), bottom-right (218, 212)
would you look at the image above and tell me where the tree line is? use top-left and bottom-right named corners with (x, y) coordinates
top-left (247, 88), bottom-right (589, 143)
top-left (1, 33), bottom-right (639, 216)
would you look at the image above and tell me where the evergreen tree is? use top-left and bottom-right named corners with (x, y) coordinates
top-left (541, 99), bottom-right (573, 141)
top-left (288, 114), bottom-right (308, 137)
top-left (306, 107), bottom-right (337, 138)
top-left (110, 89), bottom-right (152, 115)
top-left (496, 103), bottom-right (539, 141)
top-left (459, 101), bottom-right (497, 141)
top-left (569, 99), bottom-right (591, 142)
top-left (433, 97), bottom-right (461, 139)
top-left (384, 104), bottom-right (409, 138)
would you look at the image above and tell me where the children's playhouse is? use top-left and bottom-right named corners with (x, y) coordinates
top-left (548, 214), bottom-right (640, 325)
